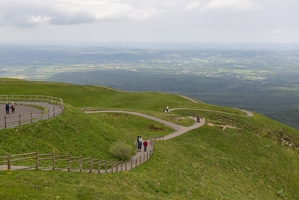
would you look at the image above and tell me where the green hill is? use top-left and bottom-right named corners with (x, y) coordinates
top-left (0, 78), bottom-right (299, 199)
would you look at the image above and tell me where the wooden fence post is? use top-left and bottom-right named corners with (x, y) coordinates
top-left (48, 109), bottom-right (50, 119)
top-left (79, 156), bottom-right (82, 172)
top-left (4, 116), bottom-right (6, 128)
top-left (30, 112), bottom-right (33, 123)
top-left (97, 159), bottom-right (101, 174)
top-left (35, 150), bottom-right (39, 169)
top-left (7, 154), bottom-right (11, 170)
top-left (125, 161), bottom-right (127, 171)
top-left (68, 154), bottom-right (71, 171)
top-left (105, 161), bottom-right (108, 173)
top-left (135, 158), bottom-right (137, 168)
top-left (89, 157), bottom-right (92, 173)
top-left (52, 152), bottom-right (55, 170)
top-left (131, 160), bottom-right (133, 170)
top-left (53, 107), bottom-right (55, 117)
top-left (19, 114), bottom-right (21, 126)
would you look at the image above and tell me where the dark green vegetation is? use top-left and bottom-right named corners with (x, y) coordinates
top-left (0, 78), bottom-right (299, 199)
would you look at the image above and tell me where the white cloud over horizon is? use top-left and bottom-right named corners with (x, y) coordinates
top-left (201, 0), bottom-right (262, 12)
top-left (0, 0), bottom-right (298, 44)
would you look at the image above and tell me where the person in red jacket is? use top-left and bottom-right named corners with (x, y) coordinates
top-left (143, 140), bottom-right (148, 152)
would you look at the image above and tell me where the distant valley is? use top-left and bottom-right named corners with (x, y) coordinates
top-left (1, 43), bottom-right (299, 129)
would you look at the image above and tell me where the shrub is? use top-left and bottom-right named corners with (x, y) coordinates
top-left (109, 140), bottom-right (133, 161)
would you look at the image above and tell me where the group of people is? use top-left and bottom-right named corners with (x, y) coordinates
top-left (4, 102), bottom-right (15, 114)
top-left (162, 106), bottom-right (169, 113)
top-left (136, 136), bottom-right (148, 152)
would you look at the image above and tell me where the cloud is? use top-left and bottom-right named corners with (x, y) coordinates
top-left (201, 0), bottom-right (262, 12)
top-left (272, 30), bottom-right (280, 34)
top-left (128, 6), bottom-right (160, 21)
top-left (28, 15), bottom-right (52, 25)
top-left (185, 1), bottom-right (200, 10)
top-left (0, 0), bottom-right (159, 28)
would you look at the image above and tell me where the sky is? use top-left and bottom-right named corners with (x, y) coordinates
top-left (0, 0), bottom-right (298, 45)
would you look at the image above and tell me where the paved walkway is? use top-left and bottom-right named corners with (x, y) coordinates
top-left (1, 105), bottom-right (253, 172)
top-left (0, 102), bottom-right (62, 129)
top-left (86, 107), bottom-right (253, 170)
top-left (85, 110), bottom-right (206, 168)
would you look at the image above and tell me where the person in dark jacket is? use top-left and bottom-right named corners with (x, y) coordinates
top-left (5, 103), bottom-right (10, 114)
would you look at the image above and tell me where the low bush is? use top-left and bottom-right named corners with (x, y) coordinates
top-left (109, 140), bottom-right (134, 161)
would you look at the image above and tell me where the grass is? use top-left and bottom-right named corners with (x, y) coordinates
top-left (0, 78), bottom-right (299, 199)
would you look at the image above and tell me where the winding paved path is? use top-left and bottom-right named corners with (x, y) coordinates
top-left (1, 104), bottom-right (252, 172)
top-left (85, 109), bottom-right (205, 171)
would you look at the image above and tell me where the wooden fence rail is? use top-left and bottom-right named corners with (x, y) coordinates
top-left (0, 148), bottom-right (154, 173)
top-left (0, 94), bottom-right (64, 129)
top-left (0, 95), bottom-right (63, 105)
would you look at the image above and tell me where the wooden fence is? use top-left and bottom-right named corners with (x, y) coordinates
top-left (0, 95), bottom-right (63, 105)
top-left (0, 138), bottom-right (155, 173)
top-left (0, 149), bottom-right (154, 173)
top-left (0, 95), bottom-right (64, 129)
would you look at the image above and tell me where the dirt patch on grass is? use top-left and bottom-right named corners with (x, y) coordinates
top-left (207, 122), bottom-right (236, 130)
top-left (148, 124), bottom-right (165, 131)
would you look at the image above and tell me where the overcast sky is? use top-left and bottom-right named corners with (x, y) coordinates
top-left (0, 0), bottom-right (298, 45)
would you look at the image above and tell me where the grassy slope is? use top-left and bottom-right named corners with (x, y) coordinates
top-left (0, 78), bottom-right (299, 199)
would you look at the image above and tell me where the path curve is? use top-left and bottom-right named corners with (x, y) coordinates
top-left (85, 110), bottom-right (205, 140)
top-left (0, 102), bottom-right (63, 129)
top-left (85, 109), bottom-right (205, 169)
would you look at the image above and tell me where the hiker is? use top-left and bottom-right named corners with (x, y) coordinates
top-left (138, 136), bottom-right (143, 152)
top-left (196, 116), bottom-right (200, 123)
top-left (143, 140), bottom-right (148, 152)
top-left (11, 102), bottom-right (15, 113)
top-left (136, 136), bottom-right (140, 143)
top-left (5, 103), bottom-right (10, 114)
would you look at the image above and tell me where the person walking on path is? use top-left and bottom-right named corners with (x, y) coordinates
top-left (11, 102), bottom-right (15, 113)
top-left (137, 136), bottom-right (143, 152)
top-left (5, 103), bottom-right (10, 114)
top-left (196, 116), bottom-right (200, 123)
top-left (143, 140), bottom-right (148, 152)
top-left (136, 136), bottom-right (140, 151)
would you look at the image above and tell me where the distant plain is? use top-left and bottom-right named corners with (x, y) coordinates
top-left (1, 43), bottom-right (299, 129)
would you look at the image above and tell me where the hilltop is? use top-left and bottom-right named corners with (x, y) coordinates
top-left (0, 78), bottom-right (299, 199)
